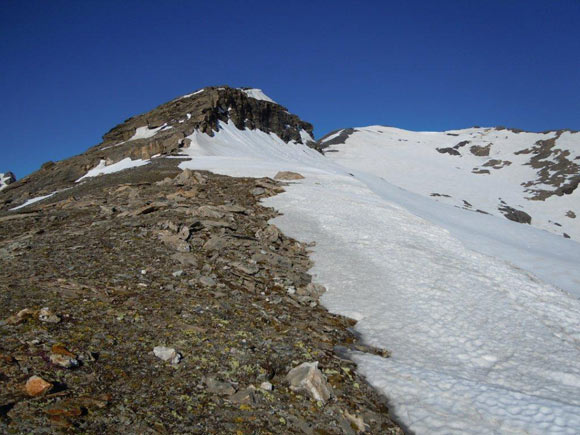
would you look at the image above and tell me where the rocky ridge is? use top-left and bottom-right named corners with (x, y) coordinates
top-left (0, 86), bottom-right (314, 211)
top-left (0, 89), bottom-right (402, 433)
top-left (0, 160), bottom-right (400, 433)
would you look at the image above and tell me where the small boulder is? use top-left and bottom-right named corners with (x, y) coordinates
top-left (229, 386), bottom-right (256, 405)
top-left (204, 377), bottom-right (236, 396)
top-left (50, 345), bottom-right (79, 368)
top-left (38, 307), bottom-right (61, 324)
top-left (286, 361), bottom-right (331, 403)
top-left (174, 169), bottom-right (206, 186)
top-left (250, 187), bottom-right (266, 196)
top-left (25, 376), bottom-right (53, 397)
top-left (50, 353), bottom-right (79, 369)
top-left (153, 346), bottom-right (182, 364)
top-left (274, 171), bottom-right (305, 180)
top-left (260, 381), bottom-right (273, 391)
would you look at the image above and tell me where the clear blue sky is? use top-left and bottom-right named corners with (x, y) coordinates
top-left (1, 0), bottom-right (579, 177)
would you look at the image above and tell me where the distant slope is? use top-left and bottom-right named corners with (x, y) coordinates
top-left (320, 126), bottom-right (579, 240)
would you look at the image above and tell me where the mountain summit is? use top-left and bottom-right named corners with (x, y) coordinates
top-left (0, 86), bottom-right (314, 209)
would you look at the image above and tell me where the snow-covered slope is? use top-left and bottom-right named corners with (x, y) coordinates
top-left (322, 126), bottom-right (579, 240)
top-left (0, 172), bottom-right (15, 190)
top-left (177, 121), bottom-right (580, 434)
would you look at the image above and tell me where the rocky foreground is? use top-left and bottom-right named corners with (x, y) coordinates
top-left (0, 158), bottom-right (401, 434)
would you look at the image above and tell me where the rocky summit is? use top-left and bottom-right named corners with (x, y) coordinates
top-left (0, 87), bottom-right (401, 434)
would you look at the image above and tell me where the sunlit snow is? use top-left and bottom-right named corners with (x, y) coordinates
top-left (178, 121), bottom-right (580, 434)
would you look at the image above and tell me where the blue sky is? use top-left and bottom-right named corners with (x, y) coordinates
top-left (1, 0), bottom-right (579, 177)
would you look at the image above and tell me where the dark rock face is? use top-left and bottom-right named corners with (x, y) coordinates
top-left (498, 205), bottom-right (532, 224)
top-left (436, 147), bottom-right (461, 156)
top-left (314, 128), bottom-right (357, 152)
top-left (516, 132), bottom-right (580, 200)
top-left (470, 144), bottom-right (491, 156)
top-left (0, 86), bottom-right (315, 210)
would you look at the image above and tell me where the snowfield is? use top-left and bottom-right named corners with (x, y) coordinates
top-left (178, 122), bottom-right (580, 434)
top-left (325, 126), bottom-right (580, 241)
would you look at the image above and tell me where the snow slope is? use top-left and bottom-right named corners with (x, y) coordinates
top-left (324, 126), bottom-right (580, 240)
top-left (178, 121), bottom-right (580, 434)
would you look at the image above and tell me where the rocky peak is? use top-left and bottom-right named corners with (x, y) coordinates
top-left (0, 172), bottom-right (16, 190)
top-left (100, 86), bottom-right (313, 148)
top-left (0, 86), bottom-right (315, 207)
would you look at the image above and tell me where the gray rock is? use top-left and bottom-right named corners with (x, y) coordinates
top-left (38, 307), bottom-right (61, 324)
top-left (171, 253), bottom-right (198, 267)
top-left (250, 187), bottom-right (266, 196)
top-left (196, 205), bottom-right (225, 219)
top-left (232, 261), bottom-right (259, 275)
top-left (286, 361), bottom-right (331, 403)
top-left (229, 386), bottom-right (256, 404)
top-left (50, 353), bottom-right (79, 369)
top-left (256, 225), bottom-right (281, 243)
top-left (153, 346), bottom-right (182, 364)
top-left (204, 377), bottom-right (235, 396)
top-left (157, 230), bottom-right (191, 252)
top-left (274, 171), bottom-right (305, 181)
top-left (199, 276), bottom-right (216, 287)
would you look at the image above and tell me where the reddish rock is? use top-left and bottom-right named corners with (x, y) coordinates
top-left (25, 375), bottom-right (53, 397)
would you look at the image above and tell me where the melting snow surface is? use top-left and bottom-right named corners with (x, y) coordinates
top-left (240, 88), bottom-right (277, 104)
top-left (76, 158), bottom-right (150, 182)
top-left (177, 122), bottom-right (580, 433)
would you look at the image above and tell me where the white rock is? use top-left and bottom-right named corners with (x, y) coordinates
top-left (260, 381), bottom-right (273, 391)
top-left (286, 361), bottom-right (331, 403)
top-left (38, 307), bottom-right (61, 323)
top-left (153, 346), bottom-right (182, 364)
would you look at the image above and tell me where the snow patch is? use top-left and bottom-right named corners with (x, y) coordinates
top-left (240, 88), bottom-right (277, 104)
top-left (76, 158), bottom-right (150, 182)
top-left (128, 125), bottom-right (166, 141)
